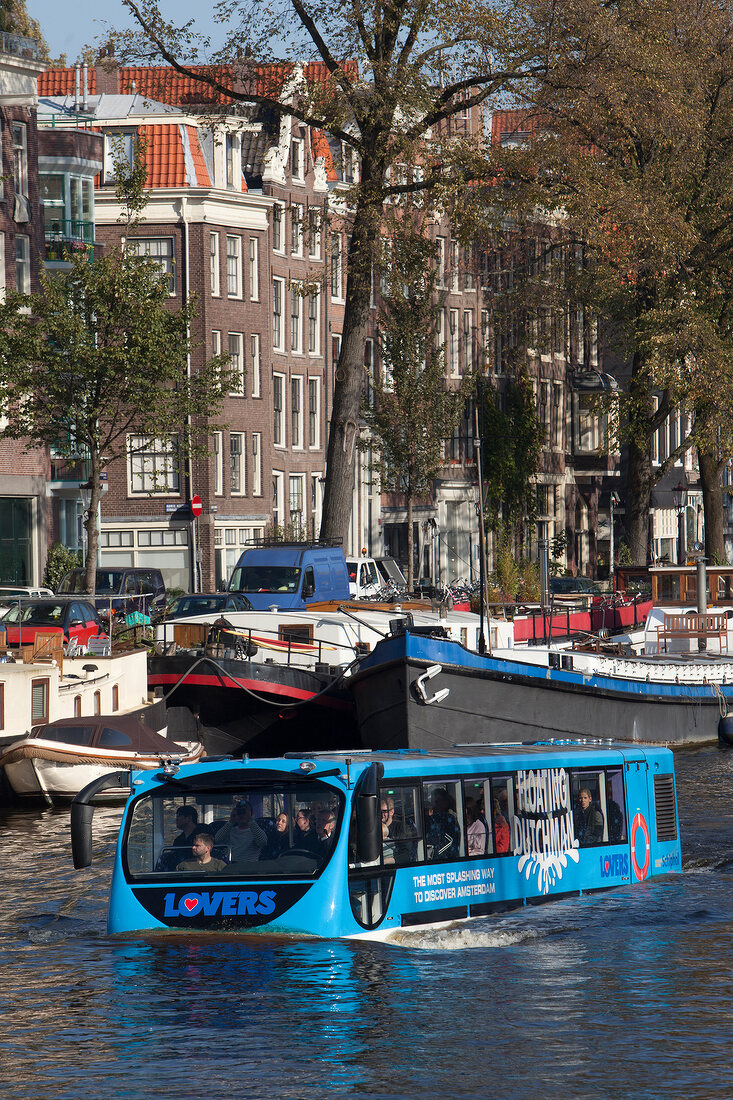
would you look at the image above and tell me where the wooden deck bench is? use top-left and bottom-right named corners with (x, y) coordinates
top-left (656, 613), bottom-right (729, 653)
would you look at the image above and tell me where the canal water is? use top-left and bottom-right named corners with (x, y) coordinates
top-left (1, 747), bottom-right (733, 1100)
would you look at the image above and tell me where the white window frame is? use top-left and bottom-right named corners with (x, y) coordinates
top-left (230, 431), bottom-right (245, 496)
top-left (308, 208), bottom-right (321, 259)
top-left (291, 138), bottom-right (305, 182)
top-left (272, 470), bottom-right (285, 530)
top-left (212, 329), bottom-right (221, 357)
top-left (273, 276), bottom-right (286, 352)
top-left (250, 334), bottom-right (261, 398)
top-left (308, 288), bottom-right (320, 355)
top-left (449, 308), bottom-right (460, 377)
top-left (308, 377), bottom-right (321, 449)
top-left (252, 432), bottom-right (262, 495)
top-left (228, 332), bottom-right (244, 395)
top-left (128, 435), bottom-right (180, 495)
top-left (249, 237), bottom-right (259, 300)
top-left (226, 235), bottom-right (242, 299)
top-left (289, 473), bottom-right (306, 535)
top-left (291, 375), bottom-right (304, 450)
top-left (273, 372), bottom-right (286, 447)
top-left (15, 234), bottom-right (30, 295)
top-left (436, 237), bottom-right (446, 287)
top-left (290, 284), bottom-right (303, 353)
top-left (331, 233), bottom-right (344, 300)
top-left (272, 203), bottom-right (285, 253)
top-left (210, 232), bottom-right (220, 297)
top-left (213, 432), bottom-right (224, 496)
top-left (291, 203), bottom-right (304, 256)
top-left (128, 237), bottom-right (175, 295)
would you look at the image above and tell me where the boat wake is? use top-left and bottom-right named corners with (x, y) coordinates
top-left (387, 921), bottom-right (541, 950)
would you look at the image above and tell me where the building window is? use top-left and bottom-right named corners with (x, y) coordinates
top-left (227, 235), bottom-right (242, 298)
top-left (450, 240), bottom-right (459, 292)
top-left (308, 377), bottom-right (320, 449)
top-left (249, 237), bottom-right (259, 300)
top-left (449, 309), bottom-right (460, 377)
top-left (250, 334), bottom-right (261, 398)
top-left (291, 138), bottom-right (305, 181)
top-left (290, 285), bottom-right (303, 352)
top-left (15, 234), bottom-right (30, 294)
top-left (273, 277), bottom-right (285, 351)
top-left (273, 373), bottom-right (285, 446)
top-left (228, 332), bottom-right (244, 395)
top-left (252, 433), bottom-right (262, 495)
top-left (128, 237), bottom-right (175, 295)
top-left (13, 122), bottom-right (28, 199)
top-left (212, 329), bottom-right (221, 358)
top-left (291, 203), bottom-right (304, 256)
top-left (104, 131), bottom-right (134, 181)
top-left (230, 432), bottom-right (245, 495)
top-left (291, 376), bottom-right (303, 449)
top-left (214, 431), bottom-right (223, 495)
top-left (210, 232), bottom-right (220, 296)
top-left (226, 132), bottom-right (235, 188)
top-left (462, 310), bottom-right (473, 373)
top-left (436, 237), bottom-right (446, 287)
top-left (272, 470), bottom-right (284, 530)
top-left (331, 233), bottom-right (343, 299)
top-left (289, 474), bottom-right (305, 535)
top-left (128, 435), bottom-right (180, 494)
top-left (308, 208), bottom-right (321, 258)
top-left (272, 203), bottom-right (284, 252)
top-left (31, 678), bottom-right (49, 723)
top-left (308, 289), bottom-right (320, 354)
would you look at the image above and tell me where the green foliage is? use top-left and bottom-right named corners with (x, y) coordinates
top-left (479, 374), bottom-right (543, 540)
top-left (43, 542), bottom-right (81, 591)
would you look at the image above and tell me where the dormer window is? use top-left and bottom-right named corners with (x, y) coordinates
top-left (291, 138), bottom-right (305, 182)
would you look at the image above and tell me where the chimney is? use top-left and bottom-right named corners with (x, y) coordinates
top-left (96, 43), bottom-right (121, 95)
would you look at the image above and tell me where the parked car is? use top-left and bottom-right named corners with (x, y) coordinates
top-left (0, 586), bottom-right (55, 618)
top-left (157, 592), bottom-right (253, 621)
top-left (2, 598), bottom-right (104, 646)
top-left (57, 567), bottom-right (166, 623)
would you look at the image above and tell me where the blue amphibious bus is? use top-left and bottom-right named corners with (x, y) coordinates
top-left (71, 741), bottom-right (681, 937)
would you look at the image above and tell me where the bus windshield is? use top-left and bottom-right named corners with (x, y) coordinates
top-left (124, 780), bottom-right (343, 879)
top-left (228, 566), bottom-right (302, 594)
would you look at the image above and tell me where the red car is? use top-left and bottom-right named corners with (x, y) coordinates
top-left (2, 598), bottom-right (104, 647)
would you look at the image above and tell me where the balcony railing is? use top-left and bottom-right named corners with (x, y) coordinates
top-left (49, 456), bottom-right (91, 483)
top-left (44, 219), bottom-right (98, 264)
top-left (0, 31), bottom-right (40, 61)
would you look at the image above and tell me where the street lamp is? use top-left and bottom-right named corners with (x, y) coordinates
top-left (672, 481), bottom-right (687, 564)
top-left (610, 492), bottom-right (620, 587)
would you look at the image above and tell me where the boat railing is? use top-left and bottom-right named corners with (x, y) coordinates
top-left (513, 594), bottom-right (652, 645)
top-left (158, 619), bottom-right (365, 669)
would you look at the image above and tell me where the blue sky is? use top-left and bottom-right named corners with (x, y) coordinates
top-left (27, 0), bottom-right (212, 64)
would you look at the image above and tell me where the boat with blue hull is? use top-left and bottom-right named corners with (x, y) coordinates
top-left (70, 739), bottom-right (680, 938)
top-left (348, 628), bottom-right (733, 749)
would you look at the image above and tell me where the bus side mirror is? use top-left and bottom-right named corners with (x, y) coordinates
top-left (355, 761), bottom-right (383, 864)
top-left (70, 770), bottom-right (131, 869)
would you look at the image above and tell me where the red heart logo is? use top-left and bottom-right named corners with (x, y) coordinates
top-left (604, 860), bottom-right (610, 873)
top-left (183, 897), bottom-right (198, 912)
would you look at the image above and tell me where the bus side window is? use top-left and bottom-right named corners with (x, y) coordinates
top-left (379, 785), bottom-right (422, 865)
top-left (422, 780), bottom-right (463, 861)
top-left (571, 771), bottom-right (605, 847)
top-left (603, 768), bottom-right (627, 842)
top-left (490, 777), bottom-right (512, 854)
top-left (463, 778), bottom-right (489, 856)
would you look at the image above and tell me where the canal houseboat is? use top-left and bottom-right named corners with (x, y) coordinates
top-left (71, 740), bottom-right (680, 938)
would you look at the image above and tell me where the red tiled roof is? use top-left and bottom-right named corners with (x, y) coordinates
top-left (137, 123), bottom-right (214, 188)
top-left (39, 61), bottom-right (354, 108)
top-left (490, 109), bottom-right (537, 145)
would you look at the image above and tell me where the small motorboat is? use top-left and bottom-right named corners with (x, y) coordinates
top-left (0, 714), bottom-right (204, 804)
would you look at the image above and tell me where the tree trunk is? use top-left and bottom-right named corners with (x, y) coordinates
top-left (84, 454), bottom-right (102, 594)
top-left (319, 172), bottom-right (382, 547)
top-left (624, 436), bottom-right (654, 564)
top-left (698, 449), bottom-right (725, 563)
top-left (407, 493), bottom-right (414, 592)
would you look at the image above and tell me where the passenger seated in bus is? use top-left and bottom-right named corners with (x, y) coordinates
top-left (381, 799), bottom-right (399, 863)
top-left (606, 781), bottom-right (624, 842)
top-left (465, 798), bottom-right (488, 856)
top-left (176, 832), bottom-right (228, 874)
top-left (425, 788), bottom-right (461, 861)
top-left (574, 788), bottom-right (604, 845)
top-left (493, 798), bottom-right (510, 853)
top-left (173, 805), bottom-right (199, 852)
top-left (293, 807), bottom-right (320, 853)
top-left (215, 801), bottom-right (267, 862)
top-left (316, 806), bottom-right (337, 855)
top-left (261, 812), bottom-right (291, 859)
